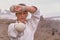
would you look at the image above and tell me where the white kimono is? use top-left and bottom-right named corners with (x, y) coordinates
top-left (8, 9), bottom-right (40, 40)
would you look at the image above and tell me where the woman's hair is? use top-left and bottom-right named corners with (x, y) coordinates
top-left (18, 3), bottom-right (26, 6)
top-left (15, 3), bottom-right (28, 16)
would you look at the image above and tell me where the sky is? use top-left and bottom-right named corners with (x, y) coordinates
top-left (0, 0), bottom-right (60, 18)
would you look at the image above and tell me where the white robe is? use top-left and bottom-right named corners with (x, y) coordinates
top-left (8, 9), bottom-right (40, 40)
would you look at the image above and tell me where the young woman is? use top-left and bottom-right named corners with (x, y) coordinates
top-left (8, 4), bottom-right (40, 40)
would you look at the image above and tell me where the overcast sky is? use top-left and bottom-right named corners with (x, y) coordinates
top-left (0, 0), bottom-right (60, 17)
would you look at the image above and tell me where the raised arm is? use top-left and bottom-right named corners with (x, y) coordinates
top-left (26, 6), bottom-right (40, 32)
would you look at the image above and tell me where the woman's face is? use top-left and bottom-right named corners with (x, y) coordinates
top-left (16, 11), bottom-right (28, 22)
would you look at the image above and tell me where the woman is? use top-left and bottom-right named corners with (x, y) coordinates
top-left (8, 4), bottom-right (40, 40)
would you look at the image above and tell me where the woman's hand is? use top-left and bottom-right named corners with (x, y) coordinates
top-left (10, 5), bottom-right (22, 13)
top-left (14, 5), bottom-right (22, 12)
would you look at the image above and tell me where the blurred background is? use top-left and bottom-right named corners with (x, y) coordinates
top-left (0, 0), bottom-right (60, 19)
top-left (0, 0), bottom-right (60, 40)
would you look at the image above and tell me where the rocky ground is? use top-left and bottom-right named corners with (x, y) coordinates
top-left (34, 19), bottom-right (60, 40)
top-left (0, 18), bottom-right (60, 40)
